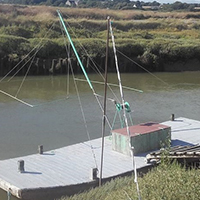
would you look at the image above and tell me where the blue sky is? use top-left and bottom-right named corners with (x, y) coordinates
top-left (143, 0), bottom-right (199, 3)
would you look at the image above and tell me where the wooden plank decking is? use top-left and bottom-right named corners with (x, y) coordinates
top-left (0, 117), bottom-right (200, 200)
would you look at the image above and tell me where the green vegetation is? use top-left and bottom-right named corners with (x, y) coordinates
top-left (1, 4), bottom-right (200, 74)
top-left (1, 0), bottom-right (200, 11)
top-left (60, 161), bottom-right (200, 200)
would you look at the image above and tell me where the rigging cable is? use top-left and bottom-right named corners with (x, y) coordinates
top-left (67, 45), bottom-right (70, 98)
top-left (0, 23), bottom-right (57, 107)
top-left (109, 21), bottom-right (141, 200)
top-left (58, 17), bottom-right (98, 168)
top-left (63, 19), bottom-right (143, 130)
top-left (15, 53), bottom-right (36, 98)
top-left (59, 18), bottom-right (71, 98)
top-left (0, 44), bottom-right (42, 107)
top-left (0, 22), bottom-right (56, 83)
top-left (74, 78), bottom-right (143, 93)
top-left (59, 12), bottom-right (122, 105)
top-left (7, 189), bottom-right (11, 200)
top-left (57, 10), bottom-right (112, 130)
top-left (0, 44), bottom-right (39, 83)
top-left (7, 45), bottom-right (42, 82)
top-left (66, 43), bottom-right (98, 169)
top-left (117, 50), bottom-right (169, 86)
top-left (58, 11), bottom-right (170, 89)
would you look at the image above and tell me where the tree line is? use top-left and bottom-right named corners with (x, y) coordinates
top-left (0, 0), bottom-right (200, 11)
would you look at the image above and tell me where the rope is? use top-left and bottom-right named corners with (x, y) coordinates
top-left (33, 97), bottom-right (68, 107)
top-left (65, 42), bottom-right (98, 169)
top-left (111, 110), bottom-right (118, 130)
top-left (59, 13), bottom-right (112, 130)
top-left (0, 45), bottom-right (39, 83)
top-left (117, 50), bottom-right (169, 86)
top-left (67, 46), bottom-right (70, 98)
top-left (111, 109), bottom-right (124, 129)
top-left (128, 112), bottom-right (134, 126)
top-left (110, 21), bottom-right (141, 200)
top-left (74, 78), bottom-right (143, 93)
top-left (0, 23), bottom-right (56, 107)
top-left (87, 59), bottom-right (121, 103)
top-left (59, 15), bottom-right (71, 98)
top-left (58, 13), bottom-right (122, 106)
top-left (7, 189), bottom-right (11, 200)
top-left (93, 92), bottom-right (115, 103)
top-left (131, 147), bottom-right (141, 200)
top-left (7, 45), bottom-right (42, 82)
top-left (15, 53), bottom-right (36, 98)
top-left (58, 11), bottom-right (94, 92)
top-left (62, 11), bottom-right (168, 90)
top-left (0, 90), bottom-right (34, 107)
top-left (0, 22), bottom-right (56, 83)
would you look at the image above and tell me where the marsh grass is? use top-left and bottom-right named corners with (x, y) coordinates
top-left (59, 161), bottom-right (200, 200)
top-left (1, 4), bottom-right (200, 70)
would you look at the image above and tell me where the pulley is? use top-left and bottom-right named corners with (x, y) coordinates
top-left (115, 101), bottom-right (131, 113)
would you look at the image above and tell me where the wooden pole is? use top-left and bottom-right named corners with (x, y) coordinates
top-left (18, 160), bottom-right (25, 173)
top-left (38, 145), bottom-right (43, 154)
top-left (99, 16), bottom-right (110, 186)
top-left (90, 168), bottom-right (98, 180)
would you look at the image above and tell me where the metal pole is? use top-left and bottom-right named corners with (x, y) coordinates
top-left (99, 16), bottom-right (110, 186)
top-left (57, 10), bottom-right (94, 92)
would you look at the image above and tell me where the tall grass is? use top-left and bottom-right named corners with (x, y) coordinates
top-left (1, 4), bottom-right (200, 72)
top-left (1, 4), bottom-right (200, 21)
top-left (60, 161), bottom-right (200, 200)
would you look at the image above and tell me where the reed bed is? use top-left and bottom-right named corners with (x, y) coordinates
top-left (1, 4), bottom-right (200, 72)
top-left (1, 4), bottom-right (200, 21)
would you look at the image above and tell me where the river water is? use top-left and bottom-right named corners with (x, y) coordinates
top-left (0, 71), bottom-right (200, 199)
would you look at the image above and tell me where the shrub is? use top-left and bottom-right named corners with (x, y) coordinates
top-left (0, 34), bottom-right (28, 55)
top-left (60, 161), bottom-right (200, 200)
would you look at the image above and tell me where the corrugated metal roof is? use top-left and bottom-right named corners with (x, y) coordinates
top-left (146, 144), bottom-right (200, 163)
top-left (112, 122), bottom-right (170, 136)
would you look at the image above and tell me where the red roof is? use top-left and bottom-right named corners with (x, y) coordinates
top-left (112, 122), bottom-right (170, 137)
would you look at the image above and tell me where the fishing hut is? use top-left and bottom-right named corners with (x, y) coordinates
top-left (112, 122), bottom-right (171, 155)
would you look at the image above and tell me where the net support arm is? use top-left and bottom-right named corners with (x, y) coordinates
top-left (57, 10), bottom-right (94, 92)
top-left (0, 90), bottom-right (34, 107)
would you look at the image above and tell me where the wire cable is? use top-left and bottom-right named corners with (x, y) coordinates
top-left (67, 47), bottom-right (98, 169)
top-left (117, 50), bottom-right (169, 86)
top-left (0, 22), bottom-right (56, 83)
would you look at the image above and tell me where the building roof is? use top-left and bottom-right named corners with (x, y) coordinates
top-left (112, 122), bottom-right (170, 136)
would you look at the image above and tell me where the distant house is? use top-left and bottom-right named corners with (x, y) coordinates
top-left (142, 5), bottom-right (160, 10)
top-left (65, 0), bottom-right (78, 7)
top-left (194, 7), bottom-right (200, 10)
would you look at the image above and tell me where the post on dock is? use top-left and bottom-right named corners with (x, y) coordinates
top-left (38, 145), bottom-right (43, 154)
top-left (90, 168), bottom-right (98, 180)
top-left (171, 114), bottom-right (175, 121)
top-left (18, 160), bottom-right (25, 173)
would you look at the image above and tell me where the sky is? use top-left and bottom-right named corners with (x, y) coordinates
top-left (142, 0), bottom-right (200, 3)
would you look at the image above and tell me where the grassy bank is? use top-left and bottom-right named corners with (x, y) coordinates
top-left (1, 4), bottom-right (200, 73)
top-left (59, 161), bottom-right (200, 200)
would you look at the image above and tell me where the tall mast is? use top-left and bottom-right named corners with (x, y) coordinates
top-left (99, 16), bottom-right (110, 186)
top-left (109, 20), bottom-right (141, 200)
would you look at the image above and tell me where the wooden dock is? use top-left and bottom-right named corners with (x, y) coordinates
top-left (0, 117), bottom-right (200, 200)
